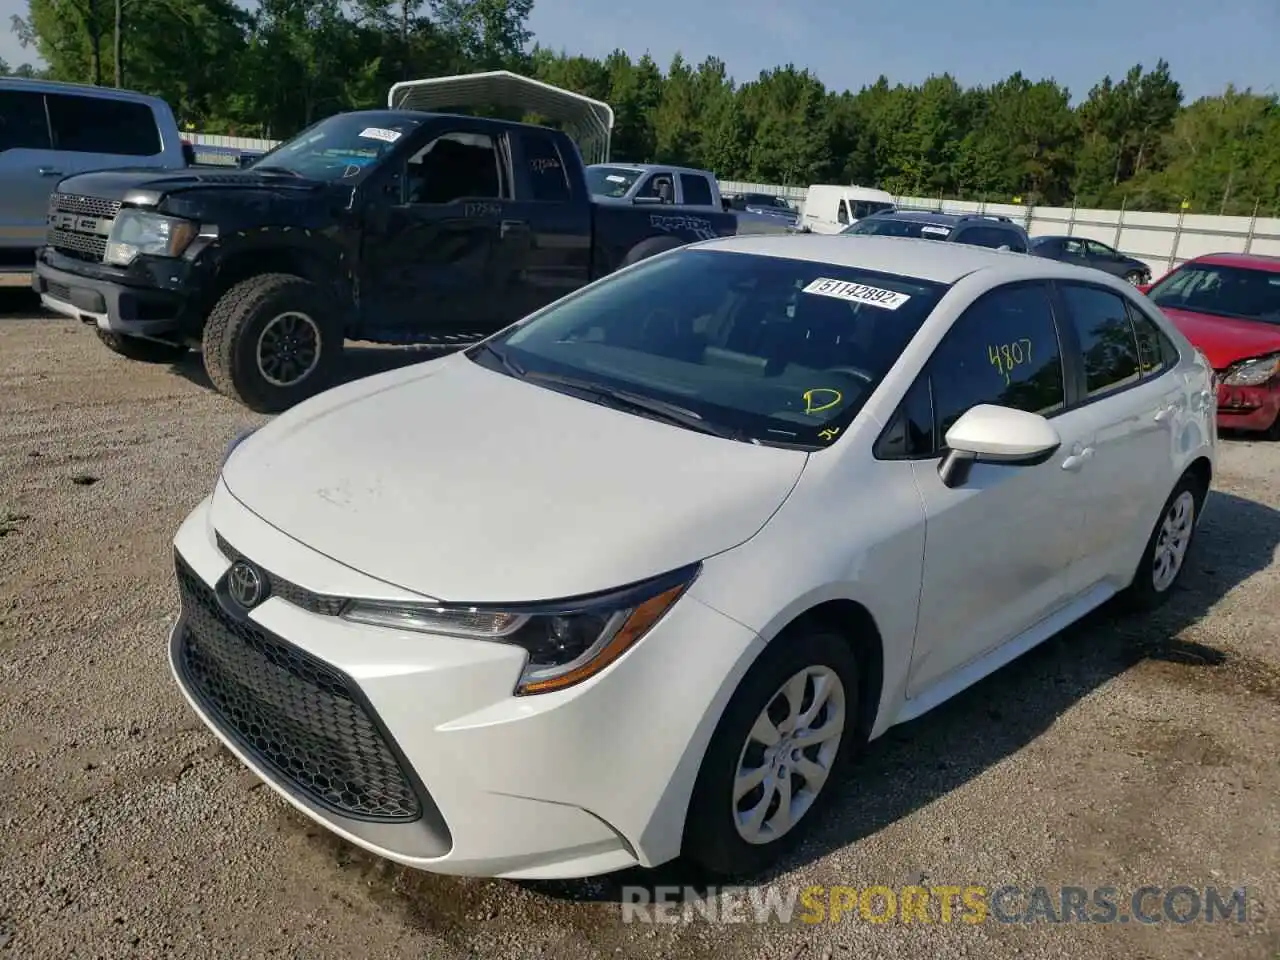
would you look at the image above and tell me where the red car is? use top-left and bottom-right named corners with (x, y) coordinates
top-left (1140, 253), bottom-right (1280, 438)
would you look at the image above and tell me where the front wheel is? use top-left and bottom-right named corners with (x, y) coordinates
top-left (683, 626), bottom-right (860, 877)
top-left (201, 273), bottom-right (344, 413)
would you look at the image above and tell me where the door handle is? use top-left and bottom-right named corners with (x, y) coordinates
top-left (38, 167), bottom-right (63, 177)
top-left (1153, 405), bottom-right (1174, 422)
top-left (500, 219), bottom-right (528, 238)
top-left (1061, 446), bottom-right (1095, 471)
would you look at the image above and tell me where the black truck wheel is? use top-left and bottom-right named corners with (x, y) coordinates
top-left (95, 329), bottom-right (188, 363)
top-left (202, 273), bottom-right (344, 414)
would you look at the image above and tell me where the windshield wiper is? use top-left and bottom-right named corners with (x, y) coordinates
top-left (473, 340), bottom-right (526, 377)
top-left (252, 165), bottom-right (304, 178)
top-left (524, 371), bottom-right (742, 440)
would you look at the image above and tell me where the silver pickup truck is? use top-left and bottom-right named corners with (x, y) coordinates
top-left (0, 78), bottom-right (187, 285)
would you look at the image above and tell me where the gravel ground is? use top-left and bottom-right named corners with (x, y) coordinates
top-left (1, 296), bottom-right (1278, 960)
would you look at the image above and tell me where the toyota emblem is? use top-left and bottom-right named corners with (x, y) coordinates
top-left (228, 560), bottom-right (265, 608)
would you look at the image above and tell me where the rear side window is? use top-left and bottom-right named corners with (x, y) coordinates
top-left (680, 174), bottom-right (713, 206)
top-left (956, 226), bottom-right (1024, 251)
top-left (929, 283), bottom-right (1067, 441)
top-left (1058, 284), bottom-right (1141, 397)
top-left (0, 90), bottom-right (52, 150)
top-left (520, 132), bottom-right (571, 203)
top-left (46, 93), bottom-right (161, 156)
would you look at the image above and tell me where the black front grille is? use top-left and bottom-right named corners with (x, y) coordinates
top-left (45, 281), bottom-right (71, 302)
top-left (174, 556), bottom-right (422, 822)
top-left (50, 193), bottom-right (122, 218)
top-left (47, 228), bottom-right (107, 262)
top-left (214, 533), bottom-right (349, 616)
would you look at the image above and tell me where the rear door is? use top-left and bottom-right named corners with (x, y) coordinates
top-left (0, 88), bottom-right (56, 254)
top-left (1050, 280), bottom-right (1184, 581)
top-left (359, 120), bottom-right (507, 335)
top-left (500, 128), bottom-right (591, 324)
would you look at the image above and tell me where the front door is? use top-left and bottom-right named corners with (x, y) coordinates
top-left (358, 122), bottom-right (510, 336)
top-left (906, 281), bottom-right (1095, 697)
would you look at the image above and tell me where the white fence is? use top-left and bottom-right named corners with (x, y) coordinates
top-left (720, 180), bottom-right (1280, 277)
top-left (188, 133), bottom-right (1280, 276)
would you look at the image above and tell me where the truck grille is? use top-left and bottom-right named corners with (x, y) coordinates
top-left (47, 192), bottom-right (120, 263)
top-left (174, 555), bottom-right (423, 823)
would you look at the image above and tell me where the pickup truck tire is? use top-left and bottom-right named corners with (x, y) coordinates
top-left (95, 329), bottom-right (188, 363)
top-left (202, 273), bottom-right (344, 414)
top-left (619, 235), bottom-right (686, 269)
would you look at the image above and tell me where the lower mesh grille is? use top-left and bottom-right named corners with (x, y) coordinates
top-left (174, 555), bottom-right (422, 822)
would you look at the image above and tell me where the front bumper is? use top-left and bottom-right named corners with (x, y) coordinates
top-left (33, 249), bottom-right (196, 340)
top-left (1216, 379), bottom-right (1280, 434)
top-left (169, 487), bottom-right (765, 879)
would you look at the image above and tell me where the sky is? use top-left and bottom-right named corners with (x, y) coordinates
top-left (2, 0), bottom-right (1275, 104)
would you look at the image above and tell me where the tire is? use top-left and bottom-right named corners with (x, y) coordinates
top-left (619, 236), bottom-right (685, 269)
top-left (1119, 472), bottom-right (1206, 612)
top-left (201, 273), bottom-right (344, 414)
top-left (682, 625), bottom-right (861, 878)
top-left (95, 328), bottom-right (187, 363)
top-left (1124, 270), bottom-right (1146, 285)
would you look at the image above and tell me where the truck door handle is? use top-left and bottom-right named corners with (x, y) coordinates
top-left (1061, 446), bottom-right (1094, 471)
top-left (500, 219), bottom-right (528, 238)
top-left (38, 167), bottom-right (63, 177)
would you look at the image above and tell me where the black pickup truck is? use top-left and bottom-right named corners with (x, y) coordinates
top-left (32, 110), bottom-right (747, 412)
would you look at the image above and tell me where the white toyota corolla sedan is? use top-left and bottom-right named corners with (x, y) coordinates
top-left (170, 235), bottom-right (1215, 880)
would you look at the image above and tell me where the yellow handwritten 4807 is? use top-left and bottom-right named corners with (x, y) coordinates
top-left (988, 339), bottom-right (1033, 384)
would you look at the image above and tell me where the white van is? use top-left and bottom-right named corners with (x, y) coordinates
top-left (800, 184), bottom-right (896, 234)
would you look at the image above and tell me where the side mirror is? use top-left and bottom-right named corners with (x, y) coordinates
top-left (632, 195), bottom-right (665, 205)
top-left (938, 404), bottom-right (1061, 488)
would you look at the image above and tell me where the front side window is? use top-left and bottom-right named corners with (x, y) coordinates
top-left (1058, 284), bottom-right (1142, 397)
top-left (1127, 303), bottom-right (1178, 378)
top-left (1147, 263), bottom-right (1280, 325)
top-left (636, 173), bottom-right (674, 202)
top-left (405, 130), bottom-right (504, 204)
top-left (929, 283), bottom-right (1067, 442)
top-left (46, 94), bottom-right (160, 156)
top-left (0, 90), bottom-right (51, 150)
top-left (472, 249), bottom-right (949, 449)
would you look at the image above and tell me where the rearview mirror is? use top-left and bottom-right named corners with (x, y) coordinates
top-left (938, 404), bottom-right (1061, 488)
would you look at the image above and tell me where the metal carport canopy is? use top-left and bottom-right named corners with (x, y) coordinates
top-left (387, 70), bottom-right (615, 165)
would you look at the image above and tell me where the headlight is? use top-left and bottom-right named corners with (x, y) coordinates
top-left (218, 426), bottom-right (259, 473)
top-left (342, 564), bottom-right (700, 695)
top-left (104, 210), bottom-right (199, 266)
top-left (1222, 354), bottom-right (1280, 387)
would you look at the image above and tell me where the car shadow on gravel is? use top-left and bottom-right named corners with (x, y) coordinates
top-left (0, 289), bottom-right (41, 317)
top-left (509, 488), bottom-right (1280, 905)
top-left (169, 343), bottom-right (463, 395)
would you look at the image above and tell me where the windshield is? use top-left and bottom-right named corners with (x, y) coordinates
top-left (470, 249), bottom-right (948, 450)
top-left (842, 217), bottom-right (951, 240)
top-left (586, 166), bottom-right (642, 198)
top-left (1148, 263), bottom-right (1280, 325)
top-left (249, 113), bottom-right (423, 180)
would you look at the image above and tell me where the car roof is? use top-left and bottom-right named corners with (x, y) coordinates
top-left (691, 234), bottom-right (1121, 285)
top-left (1185, 252), bottom-right (1280, 273)
top-left (0, 76), bottom-right (167, 105)
top-left (587, 162), bottom-right (711, 177)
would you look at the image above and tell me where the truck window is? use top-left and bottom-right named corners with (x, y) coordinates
top-left (406, 130), bottom-right (505, 204)
top-left (853, 200), bottom-right (893, 219)
top-left (45, 93), bottom-right (161, 156)
top-left (837, 200), bottom-right (850, 225)
top-left (679, 174), bottom-right (714, 207)
top-left (0, 90), bottom-right (52, 150)
top-left (636, 173), bottom-right (674, 203)
top-left (520, 132), bottom-right (571, 203)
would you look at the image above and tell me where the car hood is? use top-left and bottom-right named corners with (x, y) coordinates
top-left (1157, 306), bottom-right (1280, 368)
top-left (56, 167), bottom-right (324, 204)
top-left (220, 354), bottom-right (809, 603)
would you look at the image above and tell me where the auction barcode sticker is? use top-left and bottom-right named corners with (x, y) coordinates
top-left (802, 278), bottom-right (911, 310)
top-left (359, 127), bottom-right (402, 143)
